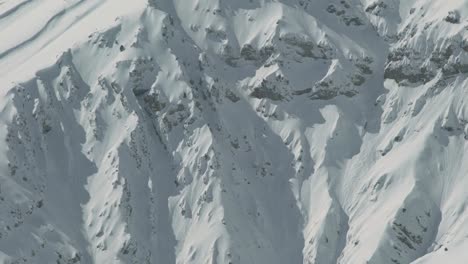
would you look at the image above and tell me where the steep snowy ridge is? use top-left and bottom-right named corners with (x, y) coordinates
top-left (0, 0), bottom-right (147, 83)
top-left (0, 0), bottom-right (468, 263)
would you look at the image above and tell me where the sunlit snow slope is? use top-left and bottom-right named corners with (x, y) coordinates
top-left (1, 0), bottom-right (468, 263)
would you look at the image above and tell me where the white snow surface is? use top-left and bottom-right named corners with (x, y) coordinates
top-left (0, 0), bottom-right (468, 263)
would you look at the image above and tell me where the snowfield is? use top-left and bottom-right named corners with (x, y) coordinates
top-left (1, 0), bottom-right (468, 263)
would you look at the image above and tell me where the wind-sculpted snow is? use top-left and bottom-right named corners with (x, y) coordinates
top-left (1, 0), bottom-right (468, 263)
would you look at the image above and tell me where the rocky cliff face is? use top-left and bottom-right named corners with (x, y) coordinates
top-left (1, 0), bottom-right (468, 263)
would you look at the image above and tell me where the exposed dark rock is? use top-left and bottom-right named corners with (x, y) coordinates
top-left (282, 35), bottom-right (317, 58)
top-left (343, 16), bottom-right (364, 26)
top-left (225, 90), bottom-right (241, 102)
top-left (356, 63), bottom-right (373, 75)
top-left (240, 44), bottom-right (257, 61)
top-left (326, 5), bottom-right (337, 14)
top-left (444, 11), bottom-right (460, 24)
top-left (292, 88), bottom-right (312, 96)
top-left (250, 87), bottom-right (284, 101)
top-left (365, 1), bottom-right (387, 13)
top-left (310, 89), bottom-right (338, 100)
top-left (351, 74), bottom-right (366, 86)
top-left (384, 65), bottom-right (434, 84)
top-left (340, 90), bottom-right (358, 97)
top-left (143, 93), bottom-right (166, 112)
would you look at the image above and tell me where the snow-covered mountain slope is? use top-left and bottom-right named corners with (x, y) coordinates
top-left (1, 0), bottom-right (468, 263)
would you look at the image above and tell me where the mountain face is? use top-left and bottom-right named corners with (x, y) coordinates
top-left (1, 0), bottom-right (468, 263)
